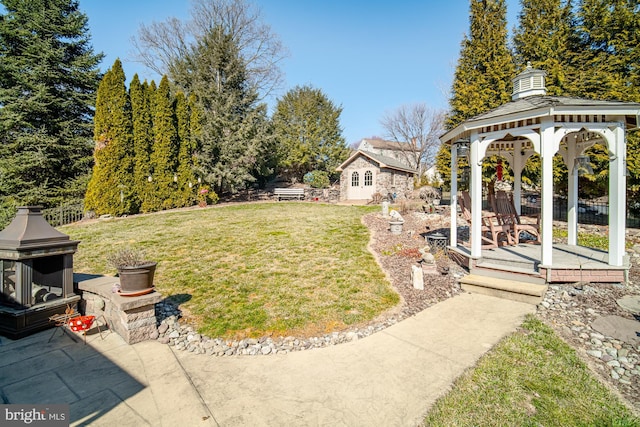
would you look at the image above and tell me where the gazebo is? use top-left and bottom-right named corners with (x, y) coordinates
top-left (440, 65), bottom-right (640, 292)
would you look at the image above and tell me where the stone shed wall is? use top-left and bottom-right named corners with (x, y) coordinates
top-left (339, 155), bottom-right (414, 201)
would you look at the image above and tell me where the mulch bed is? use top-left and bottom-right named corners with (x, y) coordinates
top-left (362, 210), bottom-right (464, 319)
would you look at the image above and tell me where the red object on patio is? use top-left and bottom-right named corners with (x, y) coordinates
top-left (68, 315), bottom-right (95, 332)
top-left (68, 315), bottom-right (105, 344)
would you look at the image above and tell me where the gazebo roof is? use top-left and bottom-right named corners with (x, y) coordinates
top-left (441, 95), bottom-right (640, 145)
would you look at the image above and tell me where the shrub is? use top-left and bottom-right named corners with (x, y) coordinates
top-left (419, 186), bottom-right (441, 201)
top-left (303, 170), bottom-right (330, 188)
top-left (197, 185), bottom-right (219, 206)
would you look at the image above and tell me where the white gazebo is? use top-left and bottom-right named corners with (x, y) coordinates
top-left (441, 65), bottom-right (640, 285)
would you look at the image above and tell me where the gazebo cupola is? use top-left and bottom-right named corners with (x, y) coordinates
top-left (511, 62), bottom-right (546, 100)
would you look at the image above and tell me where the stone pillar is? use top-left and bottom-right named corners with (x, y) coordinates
top-left (76, 275), bottom-right (163, 344)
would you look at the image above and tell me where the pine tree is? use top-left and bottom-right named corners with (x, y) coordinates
top-left (130, 74), bottom-right (154, 212)
top-left (0, 0), bottom-right (102, 220)
top-left (148, 75), bottom-right (179, 211)
top-left (513, 0), bottom-right (580, 96)
top-left (84, 59), bottom-right (134, 216)
top-left (273, 85), bottom-right (348, 182)
top-left (180, 26), bottom-right (275, 194)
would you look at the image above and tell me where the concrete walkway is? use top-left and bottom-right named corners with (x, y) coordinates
top-left (0, 293), bottom-right (535, 426)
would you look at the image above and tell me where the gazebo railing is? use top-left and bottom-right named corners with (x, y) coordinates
top-left (518, 193), bottom-right (639, 228)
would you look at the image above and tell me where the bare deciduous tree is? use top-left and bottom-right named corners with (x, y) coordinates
top-left (380, 104), bottom-right (445, 176)
top-left (132, 0), bottom-right (287, 99)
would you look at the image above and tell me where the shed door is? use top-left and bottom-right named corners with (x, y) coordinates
top-left (349, 169), bottom-right (375, 199)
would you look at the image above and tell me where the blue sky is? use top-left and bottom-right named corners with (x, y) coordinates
top-left (80, 1), bottom-right (519, 146)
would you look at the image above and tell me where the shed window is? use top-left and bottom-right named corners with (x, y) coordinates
top-left (351, 171), bottom-right (359, 187)
top-left (364, 170), bottom-right (373, 186)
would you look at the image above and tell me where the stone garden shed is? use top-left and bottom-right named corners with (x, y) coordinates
top-left (337, 150), bottom-right (416, 202)
top-left (440, 64), bottom-right (640, 297)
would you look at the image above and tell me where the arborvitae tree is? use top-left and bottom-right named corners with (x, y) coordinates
top-left (188, 94), bottom-right (208, 196)
top-left (182, 26), bottom-right (274, 194)
top-left (0, 0), bottom-right (102, 222)
top-left (140, 80), bottom-right (160, 212)
top-left (130, 75), bottom-right (154, 212)
top-left (84, 59), bottom-right (134, 216)
top-left (438, 0), bottom-right (515, 189)
top-left (174, 91), bottom-right (197, 207)
top-left (148, 75), bottom-right (179, 211)
top-left (273, 85), bottom-right (349, 182)
top-left (513, 0), bottom-right (580, 96)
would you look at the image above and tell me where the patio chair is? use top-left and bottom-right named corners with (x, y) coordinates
top-left (459, 191), bottom-right (512, 248)
top-left (493, 191), bottom-right (541, 244)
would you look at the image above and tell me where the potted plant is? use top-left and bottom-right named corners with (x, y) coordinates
top-left (107, 247), bottom-right (157, 295)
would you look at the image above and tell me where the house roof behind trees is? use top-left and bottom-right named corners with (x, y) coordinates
top-left (358, 138), bottom-right (420, 152)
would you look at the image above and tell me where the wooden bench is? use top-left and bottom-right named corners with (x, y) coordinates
top-left (274, 188), bottom-right (305, 201)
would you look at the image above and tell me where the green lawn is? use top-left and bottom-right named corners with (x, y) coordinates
top-left (63, 203), bottom-right (398, 339)
top-left (423, 316), bottom-right (637, 426)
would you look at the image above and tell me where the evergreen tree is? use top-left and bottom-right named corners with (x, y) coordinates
top-left (0, 0), bottom-right (102, 219)
top-left (577, 0), bottom-right (640, 209)
top-left (273, 85), bottom-right (348, 182)
top-left (148, 75), bottom-right (179, 211)
top-left (513, 0), bottom-right (580, 96)
top-left (179, 26), bottom-right (274, 194)
top-left (439, 0), bottom-right (514, 188)
top-left (576, 0), bottom-right (640, 101)
top-left (84, 59), bottom-right (134, 216)
top-left (175, 91), bottom-right (197, 207)
top-left (130, 75), bottom-right (154, 212)
top-left (446, 0), bottom-right (515, 129)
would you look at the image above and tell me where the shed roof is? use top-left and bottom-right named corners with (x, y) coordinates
top-left (336, 150), bottom-right (417, 174)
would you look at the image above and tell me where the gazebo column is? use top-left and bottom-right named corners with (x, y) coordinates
top-left (539, 120), bottom-right (556, 267)
top-left (609, 124), bottom-right (626, 266)
top-left (567, 143), bottom-right (578, 246)
top-left (470, 133), bottom-right (483, 258)
top-left (450, 145), bottom-right (458, 248)
top-left (512, 140), bottom-right (523, 215)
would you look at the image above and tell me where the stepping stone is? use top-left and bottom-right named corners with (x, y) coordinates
top-left (591, 315), bottom-right (640, 345)
top-left (617, 295), bottom-right (640, 314)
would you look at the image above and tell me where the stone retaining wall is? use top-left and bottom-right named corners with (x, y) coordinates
top-left (74, 274), bottom-right (162, 344)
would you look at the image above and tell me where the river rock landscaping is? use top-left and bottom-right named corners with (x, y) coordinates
top-left (153, 207), bottom-right (640, 412)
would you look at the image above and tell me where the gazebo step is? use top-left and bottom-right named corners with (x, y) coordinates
top-left (472, 262), bottom-right (545, 285)
top-left (459, 274), bottom-right (548, 305)
top-left (478, 252), bottom-right (538, 271)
